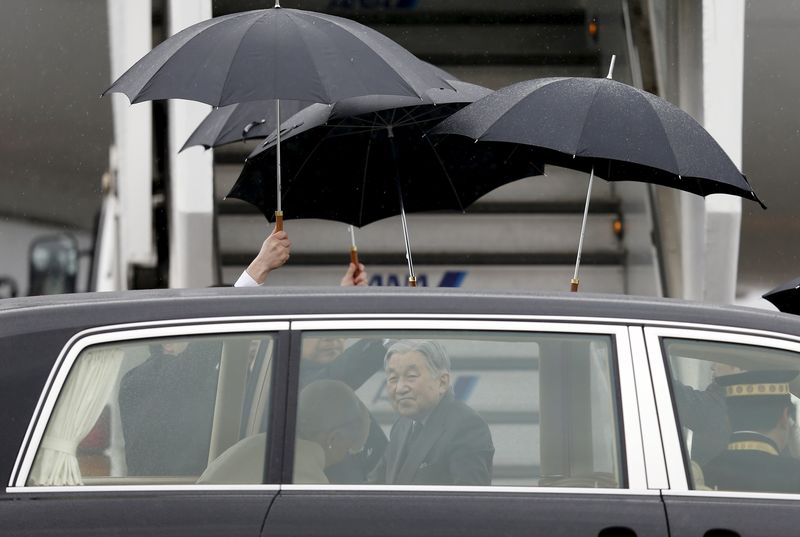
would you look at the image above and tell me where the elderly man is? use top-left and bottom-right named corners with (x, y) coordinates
top-left (370, 340), bottom-right (494, 485)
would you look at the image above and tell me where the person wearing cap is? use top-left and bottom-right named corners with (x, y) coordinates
top-left (703, 370), bottom-right (800, 493)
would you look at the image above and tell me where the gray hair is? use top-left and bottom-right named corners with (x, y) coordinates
top-left (384, 339), bottom-right (451, 376)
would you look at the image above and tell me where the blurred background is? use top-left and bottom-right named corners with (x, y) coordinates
top-left (0, 0), bottom-right (797, 308)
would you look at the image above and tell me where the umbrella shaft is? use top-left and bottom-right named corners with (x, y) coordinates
top-left (573, 166), bottom-right (595, 284)
top-left (276, 99), bottom-right (282, 213)
top-left (388, 139), bottom-right (415, 284)
top-left (399, 202), bottom-right (415, 280)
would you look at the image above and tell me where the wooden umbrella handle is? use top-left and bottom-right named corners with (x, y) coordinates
top-left (350, 246), bottom-right (360, 277)
top-left (408, 276), bottom-right (417, 287)
top-left (570, 278), bottom-right (580, 292)
top-left (274, 210), bottom-right (283, 232)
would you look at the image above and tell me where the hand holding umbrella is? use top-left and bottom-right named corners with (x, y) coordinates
top-left (348, 225), bottom-right (361, 278)
top-left (341, 227), bottom-right (367, 286)
top-left (243, 228), bottom-right (291, 285)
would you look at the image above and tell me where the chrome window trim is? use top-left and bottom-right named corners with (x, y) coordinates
top-left (7, 483), bottom-right (661, 496)
top-left (292, 318), bottom-right (631, 334)
top-left (10, 321), bottom-right (289, 489)
top-left (644, 326), bottom-right (800, 492)
top-left (662, 489), bottom-right (800, 501)
top-left (290, 313), bottom-right (800, 344)
top-left (7, 484), bottom-right (281, 494)
top-left (627, 327), bottom-right (669, 489)
top-left (293, 318), bottom-right (647, 492)
top-left (280, 484), bottom-right (662, 496)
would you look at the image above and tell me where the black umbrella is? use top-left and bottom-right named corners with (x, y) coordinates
top-left (103, 6), bottom-right (451, 106)
top-left (227, 81), bottom-right (544, 285)
top-left (432, 57), bottom-right (765, 291)
top-left (103, 3), bottom-right (453, 230)
top-left (182, 63), bottom-right (460, 151)
top-left (181, 99), bottom-right (311, 151)
top-left (763, 277), bottom-right (800, 314)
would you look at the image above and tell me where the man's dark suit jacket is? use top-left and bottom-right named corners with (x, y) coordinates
top-left (370, 391), bottom-right (494, 485)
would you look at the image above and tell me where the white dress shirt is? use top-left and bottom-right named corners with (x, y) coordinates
top-left (234, 270), bottom-right (260, 287)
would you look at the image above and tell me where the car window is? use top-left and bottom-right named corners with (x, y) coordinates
top-left (664, 337), bottom-right (800, 493)
top-left (27, 333), bottom-right (275, 487)
top-left (292, 330), bottom-right (623, 488)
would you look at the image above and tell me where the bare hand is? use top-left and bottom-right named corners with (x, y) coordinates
top-left (246, 229), bottom-right (291, 284)
top-left (340, 263), bottom-right (368, 286)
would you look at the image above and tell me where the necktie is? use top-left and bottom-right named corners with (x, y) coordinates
top-left (397, 421), bottom-right (422, 470)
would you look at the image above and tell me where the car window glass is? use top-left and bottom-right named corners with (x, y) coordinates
top-left (664, 337), bottom-right (800, 493)
top-left (27, 333), bottom-right (275, 487)
top-left (292, 330), bottom-right (623, 488)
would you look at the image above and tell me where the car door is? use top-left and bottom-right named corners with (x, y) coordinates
top-left (644, 325), bottom-right (800, 537)
top-left (263, 318), bottom-right (670, 537)
top-left (3, 321), bottom-right (290, 536)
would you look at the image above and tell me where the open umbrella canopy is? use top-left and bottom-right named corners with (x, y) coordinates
top-left (181, 99), bottom-right (311, 151)
top-left (226, 82), bottom-right (544, 228)
top-left (103, 6), bottom-right (453, 107)
top-left (431, 77), bottom-right (765, 208)
top-left (181, 63), bottom-right (460, 151)
top-left (763, 277), bottom-right (800, 314)
top-left (432, 72), bottom-right (766, 292)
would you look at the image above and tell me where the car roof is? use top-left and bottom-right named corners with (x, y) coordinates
top-left (1, 287), bottom-right (798, 339)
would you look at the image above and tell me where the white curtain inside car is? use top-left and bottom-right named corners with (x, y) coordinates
top-left (29, 347), bottom-right (123, 486)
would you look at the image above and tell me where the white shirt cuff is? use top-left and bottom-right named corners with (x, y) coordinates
top-left (235, 270), bottom-right (261, 287)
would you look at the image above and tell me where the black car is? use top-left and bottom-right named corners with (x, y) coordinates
top-left (3, 287), bottom-right (800, 536)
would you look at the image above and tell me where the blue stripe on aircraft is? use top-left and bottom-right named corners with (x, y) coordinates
top-left (439, 270), bottom-right (467, 287)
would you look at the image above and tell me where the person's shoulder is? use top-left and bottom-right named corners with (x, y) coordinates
top-left (120, 355), bottom-right (158, 385)
top-left (774, 453), bottom-right (800, 473)
top-left (445, 397), bottom-right (489, 429)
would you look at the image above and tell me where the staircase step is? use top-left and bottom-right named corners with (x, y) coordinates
top-left (374, 24), bottom-right (592, 63)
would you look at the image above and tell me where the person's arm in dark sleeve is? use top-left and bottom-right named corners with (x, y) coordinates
top-left (312, 339), bottom-right (386, 390)
top-left (671, 379), bottom-right (726, 432)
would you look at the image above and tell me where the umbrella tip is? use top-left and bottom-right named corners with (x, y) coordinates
top-left (274, 0), bottom-right (280, 7)
top-left (606, 54), bottom-right (617, 79)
